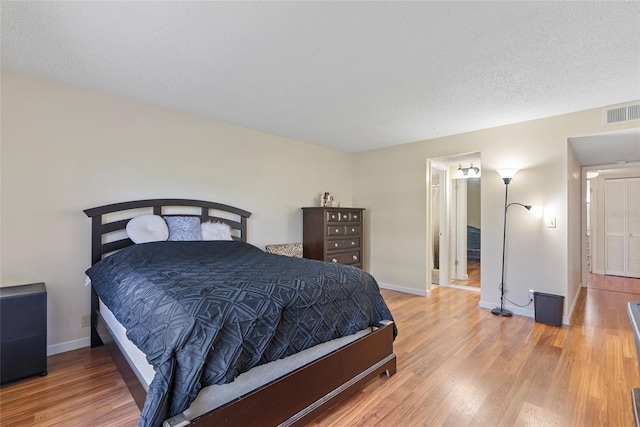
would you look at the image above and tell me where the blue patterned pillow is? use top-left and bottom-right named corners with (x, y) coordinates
top-left (163, 216), bottom-right (202, 241)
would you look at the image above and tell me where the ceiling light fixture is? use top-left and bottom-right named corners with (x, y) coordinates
top-left (456, 163), bottom-right (481, 179)
top-left (586, 171), bottom-right (600, 179)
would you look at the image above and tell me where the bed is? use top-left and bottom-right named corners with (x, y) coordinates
top-left (467, 225), bottom-right (480, 263)
top-left (83, 199), bottom-right (397, 427)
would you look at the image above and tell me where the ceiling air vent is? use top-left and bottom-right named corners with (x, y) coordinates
top-left (605, 103), bottom-right (640, 125)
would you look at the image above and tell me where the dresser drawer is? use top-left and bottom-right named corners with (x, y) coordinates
top-left (327, 251), bottom-right (361, 265)
top-left (345, 225), bottom-right (360, 235)
top-left (348, 211), bottom-right (362, 223)
top-left (327, 226), bottom-right (345, 236)
top-left (326, 211), bottom-right (362, 223)
top-left (326, 225), bottom-right (361, 236)
top-left (327, 238), bottom-right (360, 250)
top-left (326, 211), bottom-right (341, 222)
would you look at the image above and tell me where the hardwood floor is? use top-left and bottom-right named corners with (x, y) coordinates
top-left (1, 275), bottom-right (638, 426)
top-left (0, 346), bottom-right (140, 426)
top-left (450, 261), bottom-right (480, 288)
top-left (588, 272), bottom-right (640, 295)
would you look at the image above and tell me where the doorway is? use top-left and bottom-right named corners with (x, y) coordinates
top-left (427, 153), bottom-right (481, 291)
top-left (429, 160), bottom-right (447, 287)
top-left (571, 128), bottom-right (640, 292)
top-left (451, 177), bottom-right (481, 289)
top-left (585, 165), bottom-right (640, 289)
top-left (604, 177), bottom-right (640, 278)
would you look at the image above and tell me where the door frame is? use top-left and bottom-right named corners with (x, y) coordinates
top-left (581, 162), bottom-right (640, 287)
top-left (604, 177), bottom-right (640, 278)
top-left (426, 160), bottom-right (449, 290)
top-left (451, 178), bottom-right (469, 281)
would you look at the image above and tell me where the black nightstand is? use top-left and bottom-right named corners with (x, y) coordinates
top-left (0, 282), bottom-right (47, 384)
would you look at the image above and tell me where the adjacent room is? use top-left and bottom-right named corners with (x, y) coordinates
top-left (1, 2), bottom-right (640, 426)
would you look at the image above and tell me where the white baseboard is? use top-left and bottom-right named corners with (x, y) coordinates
top-left (478, 300), bottom-right (570, 325)
top-left (47, 337), bottom-right (90, 356)
top-left (378, 282), bottom-right (429, 296)
top-left (564, 287), bottom-right (581, 326)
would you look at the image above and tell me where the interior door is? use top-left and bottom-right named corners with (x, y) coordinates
top-left (605, 179), bottom-right (625, 276)
top-left (427, 160), bottom-right (448, 288)
top-left (605, 178), bottom-right (640, 278)
top-left (627, 178), bottom-right (640, 278)
top-left (452, 178), bottom-right (468, 280)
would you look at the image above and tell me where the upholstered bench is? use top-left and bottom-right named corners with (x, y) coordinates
top-left (264, 243), bottom-right (303, 258)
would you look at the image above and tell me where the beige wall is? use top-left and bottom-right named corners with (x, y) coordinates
top-left (567, 141), bottom-right (582, 320)
top-left (3, 68), bottom-right (639, 351)
top-left (1, 70), bottom-right (354, 353)
top-left (467, 178), bottom-right (481, 229)
top-left (354, 106), bottom-right (640, 320)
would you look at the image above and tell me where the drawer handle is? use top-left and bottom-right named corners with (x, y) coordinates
top-left (351, 228), bottom-right (355, 232)
top-left (334, 243), bottom-right (339, 247)
top-left (332, 258), bottom-right (338, 263)
top-left (351, 241), bottom-right (355, 245)
top-left (336, 228), bottom-right (340, 233)
top-left (353, 215), bottom-right (358, 220)
top-left (352, 255), bottom-right (358, 261)
top-left (331, 214), bottom-right (336, 219)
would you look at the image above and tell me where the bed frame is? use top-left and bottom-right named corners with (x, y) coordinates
top-left (84, 198), bottom-right (396, 426)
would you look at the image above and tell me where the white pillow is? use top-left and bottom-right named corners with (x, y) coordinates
top-left (201, 221), bottom-right (233, 241)
top-left (126, 214), bottom-right (169, 244)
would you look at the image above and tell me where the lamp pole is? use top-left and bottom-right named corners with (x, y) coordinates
top-left (492, 170), bottom-right (534, 317)
top-left (492, 175), bottom-right (514, 317)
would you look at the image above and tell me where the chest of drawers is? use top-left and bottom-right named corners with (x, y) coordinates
top-left (0, 282), bottom-right (48, 384)
top-left (302, 207), bottom-right (364, 268)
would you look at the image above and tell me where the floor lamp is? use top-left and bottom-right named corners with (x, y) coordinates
top-left (492, 169), bottom-right (533, 317)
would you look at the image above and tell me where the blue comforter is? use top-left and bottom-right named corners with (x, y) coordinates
top-left (86, 241), bottom-right (395, 427)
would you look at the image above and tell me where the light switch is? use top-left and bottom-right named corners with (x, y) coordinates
top-left (547, 217), bottom-right (556, 228)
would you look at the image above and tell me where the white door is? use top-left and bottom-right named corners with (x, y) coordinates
top-left (426, 160), bottom-right (448, 288)
top-left (627, 178), bottom-right (640, 277)
top-left (605, 179), bottom-right (625, 275)
top-left (452, 179), bottom-right (468, 280)
top-left (605, 178), bottom-right (640, 278)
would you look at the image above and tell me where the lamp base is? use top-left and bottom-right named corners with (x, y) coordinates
top-left (491, 307), bottom-right (513, 317)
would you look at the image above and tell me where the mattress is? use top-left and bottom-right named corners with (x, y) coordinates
top-left (99, 299), bottom-right (371, 425)
top-left (87, 240), bottom-right (396, 426)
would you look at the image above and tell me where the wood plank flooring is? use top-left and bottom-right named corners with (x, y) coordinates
top-left (0, 346), bottom-right (139, 426)
top-left (450, 261), bottom-right (480, 288)
top-left (1, 274), bottom-right (638, 426)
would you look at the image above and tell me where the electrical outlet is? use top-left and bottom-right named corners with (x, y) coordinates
top-left (528, 290), bottom-right (534, 301)
top-left (81, 314), bottom-right (90, 328)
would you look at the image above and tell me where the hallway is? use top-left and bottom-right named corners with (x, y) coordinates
top-left (588, 272), bottom-right (640, 295)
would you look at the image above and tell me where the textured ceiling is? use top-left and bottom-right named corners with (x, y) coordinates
top-left (570, 128), bottom-right (640, 166)
top-left (2, 1), bottom-right (639, 153)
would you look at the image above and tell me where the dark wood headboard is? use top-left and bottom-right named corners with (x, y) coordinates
top-left (84, 198), bottom-right (252, 350)
top-left (84, 198), bottom-right (252, 265)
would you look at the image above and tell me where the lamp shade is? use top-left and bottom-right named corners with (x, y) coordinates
top-left (497, 169), bottom-right (519, 179)
top-left (529, 205), bottom-right (543, 218)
